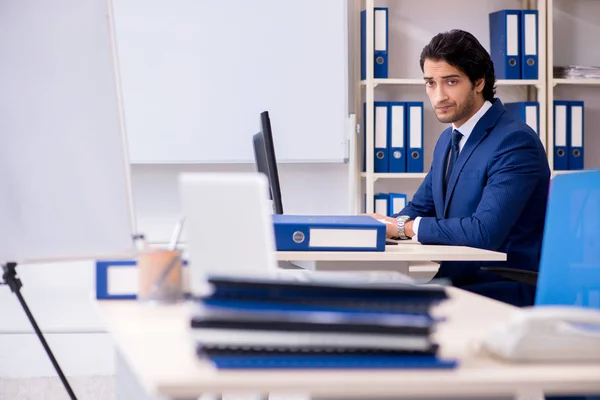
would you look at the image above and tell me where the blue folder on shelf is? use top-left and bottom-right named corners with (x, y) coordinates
top-left (520, 9), bottom-right (538, 79)
top-left (388, 102), bottom-right (406, 173)
top-left (272, 214), bottom-right (386, 252)
top-left (489, 9), bottom-right (521, 80)
top-left (360, 7), bottom-right (388, 80)
top-left (568, 101), bottom-right (584, 170)
top-left (504, 101), bottom-right (539, 135)
top-left (553, 100), bottom-right (570, 171)
top-left (406, 102), bottom-right (424, 173)
top-left (389, 193), bottom-right (408, 216)
top-left (375, 193), bottom-right (391, 216)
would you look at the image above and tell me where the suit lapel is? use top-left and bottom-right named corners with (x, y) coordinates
top-left (443, 99), bottom-right (506, 216)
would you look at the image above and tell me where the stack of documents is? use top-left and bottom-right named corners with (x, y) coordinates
top-left (189, 274), bottom-right (457, 369)
top-left (554, 65), bottom-right (600, 79)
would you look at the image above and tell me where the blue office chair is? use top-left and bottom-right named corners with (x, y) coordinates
top-left (486, 170), bottom-right (600, 400)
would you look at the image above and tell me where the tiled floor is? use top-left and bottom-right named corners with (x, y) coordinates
top-left (0, 376), bottom-right (114, 400)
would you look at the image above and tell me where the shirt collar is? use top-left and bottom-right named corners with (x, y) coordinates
top-left (452, 100), bottom-right (492, 141)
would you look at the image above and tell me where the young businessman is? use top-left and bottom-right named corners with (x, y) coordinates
top-left (368, 30), bottom-right (551, 307)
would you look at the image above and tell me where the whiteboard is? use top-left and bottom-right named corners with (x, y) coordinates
top-left (111, 0), bottom-right (350, 164)
top-left (0, 0), bottom-right (136, 263)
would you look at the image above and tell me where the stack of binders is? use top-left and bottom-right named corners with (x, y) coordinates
top-left (489, 9), bottom-right (538, 80)
top-left (375, 192), bottom-right (408, 217)
top-left (189, 274), bottom-right (457, 369)
top-left (363, 101), bottom-right (424, 173)
top-left (553, 100), bottom-right (585, 171)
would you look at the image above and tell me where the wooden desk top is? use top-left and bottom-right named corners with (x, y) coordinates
top-left (276, 243), bottom-right (506, 262)
top-left (95, 288), bottom-right (600, 399)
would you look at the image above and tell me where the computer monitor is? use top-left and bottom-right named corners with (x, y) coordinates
top-left (252, 111), bottom-right (284, 214)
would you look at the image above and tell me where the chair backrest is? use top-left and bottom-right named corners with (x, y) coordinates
top-left (535, 170), bottom-right (600, 309)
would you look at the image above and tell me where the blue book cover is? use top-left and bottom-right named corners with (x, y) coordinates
top-left (272, 215), bottom-right (386, 252)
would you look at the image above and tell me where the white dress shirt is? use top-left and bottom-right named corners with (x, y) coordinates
top-left (410, 100), bottom-right (492, 242)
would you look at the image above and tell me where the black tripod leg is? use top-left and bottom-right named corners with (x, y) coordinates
top-left (2, 263), bottom-right (78, 400)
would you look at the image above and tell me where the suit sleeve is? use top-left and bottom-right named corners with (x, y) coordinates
top-left (416, 131), bottom-right (544, 250)
top-left (393, 165), bottom-right (436, 219)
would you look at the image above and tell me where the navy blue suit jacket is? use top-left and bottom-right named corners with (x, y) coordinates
top-left (397, 98), bottom-right (550, 299)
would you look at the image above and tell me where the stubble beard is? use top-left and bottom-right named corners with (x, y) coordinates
top-left (435, 89), bottom-right (477, 124)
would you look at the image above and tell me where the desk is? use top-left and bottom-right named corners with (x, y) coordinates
top-left (97, 288), bottom-right (600, 400)
top-left (277, 243), bottom-right (506, 277)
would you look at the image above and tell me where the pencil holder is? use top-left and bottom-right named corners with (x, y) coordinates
top-left (137, 248), bottom-right (183, 304)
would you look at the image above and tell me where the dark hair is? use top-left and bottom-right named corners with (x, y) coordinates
top-left (420, 29), bottom-right (496, 102)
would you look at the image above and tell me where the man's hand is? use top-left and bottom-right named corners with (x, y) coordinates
top-left (361, 213), bottom-right (398, 238)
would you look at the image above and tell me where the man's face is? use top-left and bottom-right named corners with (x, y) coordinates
top-left (423, 59), bottom-right (483, 127)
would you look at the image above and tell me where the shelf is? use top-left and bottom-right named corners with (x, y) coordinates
top-left (552, 170), bottom-right (588, 176)
top-left (361, 172), bottom-right (427, 180)
top-left (553, 78), bottom-right (600, 86)
top-left (360, 79), bottom-right (541, 87)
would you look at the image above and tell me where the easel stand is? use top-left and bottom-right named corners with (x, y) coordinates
top-left (1, 262), bottom-right (78, 400)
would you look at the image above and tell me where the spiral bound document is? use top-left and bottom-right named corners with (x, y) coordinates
top-left (190, 305), bottom-right (435, 336)
top-left (197, 344), bottom-right (457, 370)
top-left (202, 274), bottom-right (447, 316)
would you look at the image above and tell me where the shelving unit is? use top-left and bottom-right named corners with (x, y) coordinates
top-left (546, 0), bottom-right (600, 176)
top-left (355, 0), bottom-right (548, 214)
top-left (360, 79), bottom-right (544, 87)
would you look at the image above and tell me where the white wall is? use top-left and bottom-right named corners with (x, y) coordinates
top-left (0, 164), bottom-right (350, 378)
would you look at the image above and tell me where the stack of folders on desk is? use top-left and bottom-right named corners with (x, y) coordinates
top-left (489, 9), bottom-right (538, 80)
top-left (363, 102), bottom-right (424, 173)
top-left (553, 100), bottom-right (584, 171)
top-left (190, 274), bottom-right (457, 370)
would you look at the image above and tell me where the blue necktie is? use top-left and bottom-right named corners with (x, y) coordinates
top-left (444, 129), bottom-right (463, 194)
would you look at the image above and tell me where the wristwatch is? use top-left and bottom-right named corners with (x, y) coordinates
top-left (395, 215), bottom-right (411, 239)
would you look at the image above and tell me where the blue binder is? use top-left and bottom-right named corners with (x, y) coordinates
top-left (489, 9), bottom-right (521, 80)
top-left (535, 170), bottom-right (600, 309)
top-left (375, 193), bottom-right (391, 216)
top-left (362, 102), bottom-right (390, 173)
top-left (406, 102), bottom-right (424, 173)
top-left (504, 101), bottom-right (539, 135)
top-left (520, 10), bottom-right (538, 79)
top-left (360, 8), bottom-right (388, 80)
top-left (568, 101), bottom-right (584, 170)
top-left (553, 101), bottom-right (570, 171)
top-left (96, 259), bottom-right (189, 300)
top-left (96, 260), bottom-right (137, 300)
top-left (389, 193), bottom-right (408, 216)
top-left (388, 102), bottom-right (406, 173)
top-left (272, 214), bottom-right (386, 252)
top-left (374, 101), bottom-right (389, 172)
